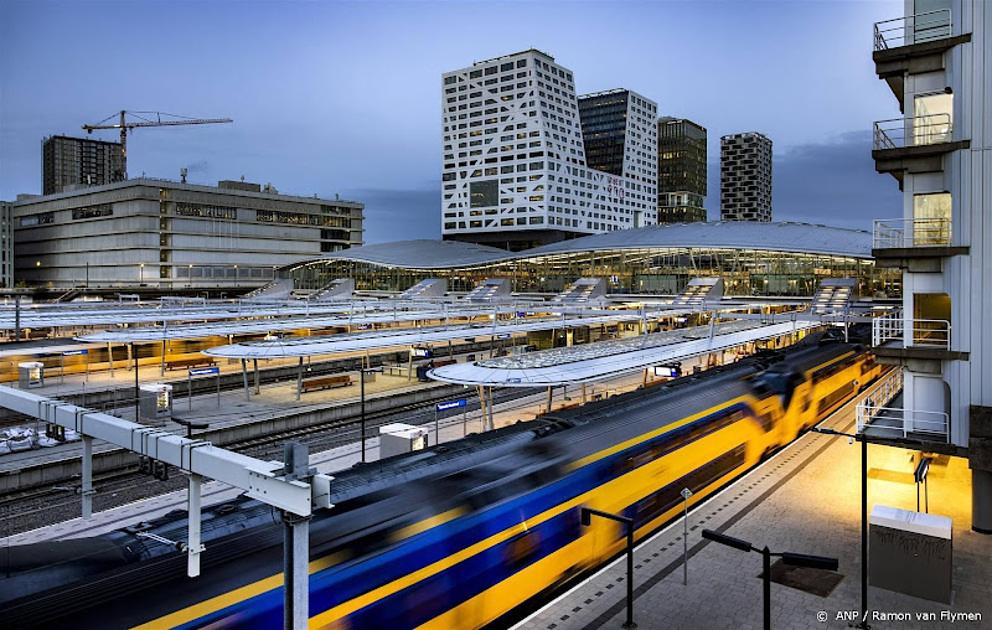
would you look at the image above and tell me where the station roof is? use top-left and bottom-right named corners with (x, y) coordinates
top-left (298, 222), bottom-right (872, 271)
top-left (428, 319), bottom-right (819, 386)
top-left (202, 311), bottom-right (679, 359)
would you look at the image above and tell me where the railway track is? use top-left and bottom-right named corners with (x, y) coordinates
top-left (0, 385), bottom-right (543, 536)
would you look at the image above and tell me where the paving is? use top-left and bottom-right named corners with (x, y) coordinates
top-left (514, 383), bottom-right (991, 630)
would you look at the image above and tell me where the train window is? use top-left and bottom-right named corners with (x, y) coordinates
top-left (504, 529), bottom-right (541, 569)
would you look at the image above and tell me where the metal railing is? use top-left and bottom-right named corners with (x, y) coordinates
top-left (874, 9), bottom-right (952, 51)
top-left (872, 310), bottom-right (951, 349)
top-left (857, 403), bottom-right (949, 441)
top-left (873, 217), bottom-right (952, 248)
top-left (873, 113), bottom-right (953, 150)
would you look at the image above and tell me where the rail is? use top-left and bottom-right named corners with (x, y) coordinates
top-left (873, 217), bottom-right (952, 249)
top-left (872, 310), bottom-right (951, 350)
top-left (873, 9), bottom-right (952, 51)
top-left (873, 113), bottom-right (953, 150)
top-left (857, 404), bottom-right (949, 442)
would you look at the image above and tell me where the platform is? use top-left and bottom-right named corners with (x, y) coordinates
top-left (514, 382), bottom-right (992, 630)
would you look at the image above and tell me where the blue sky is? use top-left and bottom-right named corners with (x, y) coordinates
top-left (0, 0), bottom-right (903, 243)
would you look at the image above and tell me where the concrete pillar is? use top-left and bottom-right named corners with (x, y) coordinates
top-left (253, 359), bottom-right (260, 395)
top-left (107, 342), bottom-right (115, 377)
top-left (296, 357), bottom-right (303, 400)
top-left (283, 513), bottom-right (310, 629)
top-left (81, 435), bottom-right (94, 519)
top-left (187, 474), bottom-right (204, 577)
top-left (241, 359), bottom-right (250, 401)
top-left (972, 469), bottom-right (992, 534)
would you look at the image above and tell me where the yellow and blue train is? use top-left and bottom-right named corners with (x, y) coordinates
top-left (0, 331), bottom-right (881, 629)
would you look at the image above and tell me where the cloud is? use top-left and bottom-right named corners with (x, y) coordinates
top-left (706, 130), bottom-right (901, 229)
top-left (341, 187), bottom-right (440, 244)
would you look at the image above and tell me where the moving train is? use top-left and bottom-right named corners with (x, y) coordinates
top-left (0, 329), bottom-right (882, 629)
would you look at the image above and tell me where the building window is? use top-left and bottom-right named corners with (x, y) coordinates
top-left (470, 180), bottom-right (498, 208)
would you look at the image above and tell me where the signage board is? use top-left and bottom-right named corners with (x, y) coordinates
top-left (436, 399), bottom-right (467, 412)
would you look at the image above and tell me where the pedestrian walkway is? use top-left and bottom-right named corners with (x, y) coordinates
top-left (514, 384), bottom-right (991, 630)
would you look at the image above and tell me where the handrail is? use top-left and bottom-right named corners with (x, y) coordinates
top-left (873, 217), bottom-right (952, 248)
top-left (873, 113), bottom-right (953, 150)
top-left (873, 9), bottom-right (952, 51)
top-left (858, 402), bottom-right (949, 442)
top-left (872, 310), bottom-right (951, 350)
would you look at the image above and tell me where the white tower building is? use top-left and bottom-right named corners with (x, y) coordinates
top-left (440, 49), bottom-right (657, 251)
top-left (869, 0), bottom-right (992, 532)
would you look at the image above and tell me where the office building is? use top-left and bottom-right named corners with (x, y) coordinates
top-left (42, 135), bottom-right (125, 195)
top-left (657, 117), bottom-right (708, 223)
top-left (440, 49), bottom-right (658, 251)
top-left (720, 132), bottom-right (772, 222)
top-left (0, 201), bottom-right (13, 289)
top-left (577, 89), bottom-right (658, 182)
top-left (13, 178), bottom-right (363, 291)
top-left (867, 0), bottom-right (991, 533)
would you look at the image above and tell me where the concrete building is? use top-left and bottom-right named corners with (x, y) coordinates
top-left (868, 0), bottom-right (991, 533)
top-left (42, 135), bottom-right (124, 195)
top-left (657, 117), bottom-right (707, 223)
top-left (440, 49), bottom-right (658, 251)
top-left (720, 132), bottom-right (772, 222)
top-left (0, 201), bottom-right (13, 289)
top-left (13, 178), bottom-right (363, 292)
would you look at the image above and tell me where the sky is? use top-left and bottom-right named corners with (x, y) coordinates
top-left (0, 0), bottom-right (904, 243)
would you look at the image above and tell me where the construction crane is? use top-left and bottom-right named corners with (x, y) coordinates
top-left (82, 110), bottom-right (233, 181)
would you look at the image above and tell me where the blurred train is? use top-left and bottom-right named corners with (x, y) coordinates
top-left (0, 329), bottom-right (882, 629)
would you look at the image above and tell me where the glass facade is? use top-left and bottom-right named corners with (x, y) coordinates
top-left (657, 117), bottom-right (708, 222)
top-left (287, 247), bottom-right (898, 299)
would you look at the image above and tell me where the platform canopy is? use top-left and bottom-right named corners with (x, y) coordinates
top-left (427, 319), bottom-right (819, 387)
top-left (202, 311), bottom-right (688, 359)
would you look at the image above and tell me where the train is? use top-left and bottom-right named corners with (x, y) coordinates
top-left (0, 329), bottom-right (882, 629)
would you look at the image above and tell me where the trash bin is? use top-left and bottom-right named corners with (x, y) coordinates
top-left (869, 505), bottom-right (952, 603)
top-left (18, 362), bottom-right (44, 389)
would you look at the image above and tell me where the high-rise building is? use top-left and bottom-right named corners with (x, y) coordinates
top-left (657, 117), bottom-right (707, 223)
top-left (867, 0), bottom-right (991, 532)
top-left (0, 201), bottom-right (13, 289)
top-left (42, 135), bottom-right (125, 195)
top-left (440, 49), bottom-right (657, 251)
top-left (577, 89), bottom-right (658, 183)
top-left (720, 132), bottom-right (772, 222)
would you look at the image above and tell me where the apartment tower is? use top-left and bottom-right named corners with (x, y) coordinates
top-left (720, 132), bottom-right (772, 222)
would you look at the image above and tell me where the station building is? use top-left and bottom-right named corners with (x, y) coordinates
top-left (286, 221), bottom-right (900, 299)
top-left (12, 178), bottom-right (364, 292)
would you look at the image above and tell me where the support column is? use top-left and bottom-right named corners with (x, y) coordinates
top-left (160, 339), bottom-right (167, 377)
top-left (253, 359), bottom-right (261, 395)
top-left (582, 383), bottom-right (587, 403)
top-left (972, 469), bottom-right (992, 534)
top-left (107, 342), bottom-right (115, 377)
top-left (487, 386), bottom-right (495, 431)
top-left (81, 435), bottom-right (94, 519)
top-left (407, 348), bottom-right (413, 382)
top-left (241, 359), bottom-right (250, 401)
top-left (546, 386), bottom-right (553, 414)
top-left (296, 357), bottom-right (303, 400)
top-left (187, 474), bottom-right (204, 577)
top-left (283, 512), bottom-right (310, 630)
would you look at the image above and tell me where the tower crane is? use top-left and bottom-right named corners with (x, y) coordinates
top-left (82, 110), bottom-right (233, 181)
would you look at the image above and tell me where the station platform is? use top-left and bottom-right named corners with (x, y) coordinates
top-left (514, 385), bottom-right (992, 630)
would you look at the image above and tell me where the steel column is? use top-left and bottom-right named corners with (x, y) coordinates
top-left (81, 435), bottom-right (94, 519)
top-left (187, 474), bottom-right (204, 577)
top-left (283, 513), bottom-right (310, 630)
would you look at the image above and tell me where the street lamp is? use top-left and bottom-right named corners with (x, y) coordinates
top-left (581, 507), bottom-right (637, 629)
top-left (812, 426), bottom-right (870, 629)
top-left (359, 366), bottom-right (384, 463)
top-left (701, 529), bottom-right (839, 630)
top-left (139, 262), bottom-right (145, 285)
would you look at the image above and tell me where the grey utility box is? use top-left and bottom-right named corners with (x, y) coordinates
top-left (138, 383), bottom-right (173, 423)
top-left (869, 505), bottom-right (953, 603)
top-left (379, 423), bottom-right (428, 458)
top-left (18, 362), bottom-right (44, 389)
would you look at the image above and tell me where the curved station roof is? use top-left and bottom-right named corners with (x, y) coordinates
top-left (289, 221), bottom-right (873, 272)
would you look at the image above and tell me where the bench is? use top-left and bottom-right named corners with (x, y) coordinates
top-left (301, 374), bottom-right (353, 393)
top-left (166, 357), bottom-right (217, 371)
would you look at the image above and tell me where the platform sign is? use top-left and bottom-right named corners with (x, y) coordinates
top-left (412, 347), bottom-right (432, 358)
top-left (654, 364), bottom-right (682, 378)
top-left (436, 399), bottom-right (467, 412)
top-left (189, 367), bottom-right (220, 377)
top-left (61, 349), bottom-right (89, 357)
top-left (60, 348), bottom-right (91, 384)
top-left (496, 333), bottom-right (511, 340)
top-left (188, 366), bottom-right (221, 411)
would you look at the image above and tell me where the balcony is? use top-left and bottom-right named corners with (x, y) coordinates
top-left (872, 217), bottom-right (968, 270)
top-left (871, 309), bottom-right (966, 363)
top-left (858, 403), bottom-right (950, 443)
top-left (873, 10), bottom-right (971, 105)
top-left (872, 114), bottom-right (969, 184)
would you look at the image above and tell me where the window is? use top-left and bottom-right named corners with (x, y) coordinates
top-left (72, 203), bottom-right (113, 220)
top-left (470, 180), bottom-right (498, 208)
top-left (913, 192), bottom-right (951, 245)
top-left (176, 203), bottom-right (236, 220)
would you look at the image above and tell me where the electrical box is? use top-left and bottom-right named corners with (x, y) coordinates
top-left (18, 362), bottom-right (44, 389)
top-left (379, 423), bottom-right (429, 458)
top-left (869, 505), bottom-right (952, 603)
top-left (139, 383), bottom-right (173, 423)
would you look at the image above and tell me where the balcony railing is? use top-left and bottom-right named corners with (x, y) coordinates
top-left (872, 310), bottom-right (951, 349)
top-left (873, 217), bottom-right (952, 249)
top-left (857, 403), bottom-right (949, 441)
top-left (873, 114), bottom-right (953, 150)
top-left (874, 9), bottom-right (952, 51)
